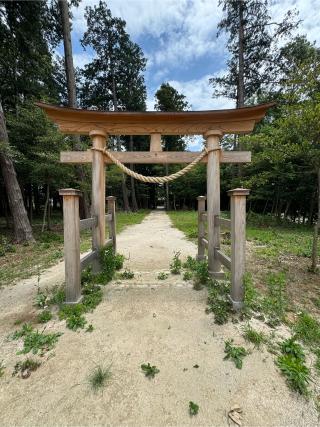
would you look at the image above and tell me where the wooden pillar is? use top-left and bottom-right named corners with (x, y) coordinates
top-left (150, 133), bottom-right (162, 151)
top-left (107, 196), bottom-right (116, 252)
top-left (197, 196), bottom-right (206, 261)
top-left (90, 129), bottom-right (107, 252)
top-left (204, 130), bottom-right (223, 277)
top-left (59, 188), bottom-right (82, 304)
top-left (228, 188), bottom-right (250, 310)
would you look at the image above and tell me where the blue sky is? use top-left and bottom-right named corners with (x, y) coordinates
top-left (59, 0), bottom-right (320, 149)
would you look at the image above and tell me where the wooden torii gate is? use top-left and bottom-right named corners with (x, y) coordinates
top-left (37, 102), bottom-right (273, 307)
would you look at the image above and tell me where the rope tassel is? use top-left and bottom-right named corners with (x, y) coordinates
top-left (91, 147), bottom-right (220, 184)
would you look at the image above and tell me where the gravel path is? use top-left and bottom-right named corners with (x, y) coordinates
top-left (0, 211), bottom-right (318, 426)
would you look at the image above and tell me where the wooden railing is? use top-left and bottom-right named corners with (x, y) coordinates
top-left (59, 189), bottom-right (116, 304)
top-left (197, 188), bottom-right (250, 310)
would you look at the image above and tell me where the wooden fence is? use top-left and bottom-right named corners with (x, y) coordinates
top-left (197, 188), bottom-right (250, 310)
top-left (59, 188), bottom-right (116, 304)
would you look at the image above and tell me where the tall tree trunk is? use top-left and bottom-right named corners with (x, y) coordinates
top-left (129, 136), bottom-right (138, 211)
top-left (42, 183), bottom-right (50, 232)
top-left (59, 0), bottom-right (90, 219)
top-left (237, 0), bottom-right (245, 109)
top-left (0, 102), bottom-right (34, 242)
top-left (111, 71), bottom-right (130, 211)
top-left (311, 168), bottom-right (320, 271)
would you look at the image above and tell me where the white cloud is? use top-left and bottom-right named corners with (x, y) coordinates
top-left (73, 52), bottom-right (95, 69)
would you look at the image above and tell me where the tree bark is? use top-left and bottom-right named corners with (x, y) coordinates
top-left (311, 168), bottom-right (320, 271)
top-left (237, 0), bottom-right (245, 109)
top-left (59, 0), bottom-right (90, 219)
top-left (0, 102), bottom-right (34, 242)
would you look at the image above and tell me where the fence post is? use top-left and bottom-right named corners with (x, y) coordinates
top-left (59, 188), bottom-right (82, 304)
top-left (107, 196), bottom-right (116, 252)
top-left (228, 188), bottom-right (250, 310)
top-left (197, 196), bottom-right (206, 261)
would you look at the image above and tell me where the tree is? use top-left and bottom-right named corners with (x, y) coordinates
top-left (81, 0), bottom-right (147, 211)
top-left (58, 0), bottom-right (90, 218)
top-left (210, 0), bottom-right (298, 108)
top-left (155, 83), bottom-right (189, 209)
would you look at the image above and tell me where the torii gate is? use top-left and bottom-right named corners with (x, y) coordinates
top-left (37, 102), bottom-right (273, 307)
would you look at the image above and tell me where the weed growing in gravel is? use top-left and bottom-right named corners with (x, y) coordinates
top-left (276, 337), bottom-right (310, 395)
top-left (86, 324), bottom-right (94, 333)
top-left (207, 280), bottom-right (231, 324)
top-left (13, 358), bottom-right (41, 378)
top-left (193, 260), bottom-right (210, 290)
top-left (119, 269), bottom-right (134, 279)
top-left (182, 256), bottom-right (198, 271)
top-left (157, 272), bottom-right (169, 280)
top-left (11, 324), bottom-right (61, 355)
top-left (170, 251), bottom-right (182, 274)
top-left (66, 314), bottom-right (87, 331)
top-left (242, 324), bottom-right (267, 348)
top-left (293, 312), bottom-right (320, 347)
top-left (141, 363), bottom-right (160, 378)
top-left (89, 365), bottom-right (111, 392)
top-left (35, 290), bottom-right (48, 309)
top-left (189, 401), bottom-right (199, 416)
top-left (224, 339), bottom-right (248, 369)
top-left (183, 271), bottom-right (193, 281)
top-left (48, 286), bottom-right (65, 305)
top-left (37, 310), bottom-right (52, 323)
top-left (262, 272), bottom-right (288, 326)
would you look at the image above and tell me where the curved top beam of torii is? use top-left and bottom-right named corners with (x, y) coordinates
top-left (36, 102), bottom-right (275, 136)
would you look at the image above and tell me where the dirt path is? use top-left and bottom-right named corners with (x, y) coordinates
top-left (0, 211), bottom-right (318, 426)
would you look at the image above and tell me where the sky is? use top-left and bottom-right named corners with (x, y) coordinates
top-left (59, 0), bottom-right (320, 150)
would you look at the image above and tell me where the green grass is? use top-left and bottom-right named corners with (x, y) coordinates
top-left (293, 312), bottom-right (320, 347)
top-left (242, 324), bottom-right (267, 348)
top-left (189, 401), bottom-right (199, 416)
top-left (0, 210), bottom-right (149, 287)
top-left (10, 323), bottom-right (62, 355)
top-left (37, 310), bottom-right (53, 323)
top-left (88, 365), bottom-right (111, 392)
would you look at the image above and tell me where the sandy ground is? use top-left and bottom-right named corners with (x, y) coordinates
top-left (0, 211), bottom-right (319, 427)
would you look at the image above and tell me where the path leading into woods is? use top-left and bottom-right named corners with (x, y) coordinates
top-left (0, 211), bottom-right (318, 426)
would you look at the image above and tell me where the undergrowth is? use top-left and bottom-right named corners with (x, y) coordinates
top-left (10, 323), bottom-right (61, 355)
top-left (224, 339), bottom-right (248, 369)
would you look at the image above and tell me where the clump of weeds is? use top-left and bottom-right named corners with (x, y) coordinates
top-left (242, 324), bottom-right (267, 349)
top-left (189, 401), bottom-right (199, 416)
top-left (170, 251), bottom-right (182, 274)
top-left (13, 358), bottom-right (41, 379)
top-left (88, 364), bottom-right (112, 392)
top-left (224, 339), bottom-right (249, 369)
top-left (141, 363), bottom-right (160, 378)
top-left (157, 272), bottom-right (169, 280)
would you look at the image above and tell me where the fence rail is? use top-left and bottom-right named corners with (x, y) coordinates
top-left (59, 189), bottom-right (117, 304)
top-left (197, 188), bottom-right (250, 310)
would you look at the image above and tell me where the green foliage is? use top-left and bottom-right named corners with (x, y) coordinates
top-left (279, 337), bottom-right (306, 360)
top-left (13, 359), bottom-right (41, 378)
top-left (242, 324), bottom-right (267, 348)
top-left (86, 324), bottom-right (94, 333)
top-left (114, 254), bottom-right (125, 271)
top-left (170, 251), bottom-right (182, 274)
top-left (157, 272), bottom-right (169, 280)
top-left (207, 280), bottom-right (231, 325)
top-left (0, 237), bottom-right (16, 257)
top-left (141, 363), bottom-right (160, 378)
top-left (189, 401), bottom-right (199, 416)
top-left (11, 324), bottom-right (61, 355)
top-left (98, 246), bottom-right (121, 283)
top-left (119, 269), bottom-right (135, 280)
top-left (37, 310), bottom-right (52, 324)
top-left (35, 290), bottom-right (48, 309)
top-left (293, 312), bottom-right (320, 347)
top-left (262, 272), bottom-right (288, 325)
top-left (88, 365), bottom-right (111, 392)
top-left (48, 286), bottom-right (65, 305)
top-left (183, 271), bottom-right (193, 281)
top-left (243, 273), bottom-right (261, 314)
top-left (224, 340), bottom-right (248, 369)
top-left (66, 314), bottom-right (87, 331)
top-left (82, 283), bottom-right (103, 311)
top-left (193, 260), bottom-right (210, 289)
top-left (182, 256), bottom-right (198, 271)
top-left (276, 355), bottom-right (310, 395)
top-left (314, 349), bottom-right (320, 375)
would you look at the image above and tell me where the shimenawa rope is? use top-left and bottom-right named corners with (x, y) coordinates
top-left (91, 146), bottom-right (219, 184)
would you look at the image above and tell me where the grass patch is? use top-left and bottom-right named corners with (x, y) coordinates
top-left (141, 363), bottom-right (160, 378)
top-left (224, 339), bottom-right (248, 369)
top-left (118, 269), bottom-right (134, 280)
top-left (37, 310), bottom-right (52, 324)
top-left (293, 312), bottom-right (320, 348)
top-left (88, 365), bottom-right (111, 392)
top-left (242, 324), bottom-right (267, 348)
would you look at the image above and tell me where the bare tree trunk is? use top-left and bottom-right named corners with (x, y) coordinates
top-left (42, 183), bottom-right (50, 232)
top-left (311, 168), bottom-right (320, 271)
top-left (59, 0), bottom-right (90, 219)
top-left (237, 0), bottom-right (245, 109)
top-left (0, 102), bottom-right (34, 242)
top-left (129, 136), bottom-right (138, 211)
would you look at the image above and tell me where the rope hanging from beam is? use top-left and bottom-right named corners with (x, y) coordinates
top-left (91, 147), bottom-right (220, 184)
